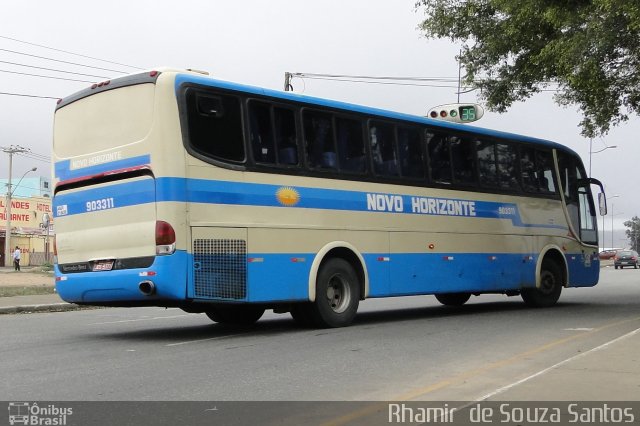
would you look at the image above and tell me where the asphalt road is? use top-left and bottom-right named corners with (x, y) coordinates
top-left (1, 267), bottom-right (638, 403)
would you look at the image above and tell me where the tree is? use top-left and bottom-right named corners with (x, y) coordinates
top-left (624, 216), bottom-right (640, 252)
top-left (415, 0), bottom-right (640, 137)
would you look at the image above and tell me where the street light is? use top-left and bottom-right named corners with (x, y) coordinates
top-left (588, 138), bottom-right (617, 177)
top-left (3, 166), bottom-right (37, 267)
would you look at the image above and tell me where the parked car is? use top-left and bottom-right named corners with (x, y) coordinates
top-left (599, 250), bottom-right (617, 260)
top-left (614, 250), bottom-right (639, 269)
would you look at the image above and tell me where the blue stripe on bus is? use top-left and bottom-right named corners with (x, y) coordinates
top-left (54, 154), bottom-right (151, 181)
top-left (55, 250), bottom-right (598, 305)
top-left (53, 177), bottom-right (568, 230)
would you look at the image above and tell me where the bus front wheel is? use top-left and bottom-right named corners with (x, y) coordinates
top-left (521, 259), bottom-right (563, 308)
top-left (299, 258), bottom-right (360, 328)
top-left (205, 305), bottom-right (265, 325)
top-left (435, 292), bottom-right (471, 306)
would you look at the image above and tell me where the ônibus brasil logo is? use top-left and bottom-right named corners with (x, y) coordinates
top-left (8, 402), bottom-right (73, 425)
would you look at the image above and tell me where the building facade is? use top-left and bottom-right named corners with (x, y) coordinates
top-left (0, 176), bottom-right (52, 198)
top-left (0, 195), bottom-right (53, 266)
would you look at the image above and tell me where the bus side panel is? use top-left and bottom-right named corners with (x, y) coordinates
top-left (387, 253), bottom-right (535, 296)
top-left (187, 227), bottom-right (391, 303)
top-left (388, 232), bottom-right (535, 296)
top-left (566, 252), bottom-right (600, 287)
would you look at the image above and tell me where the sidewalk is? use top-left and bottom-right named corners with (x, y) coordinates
top-left (0, 266), bottom-right (80, 314)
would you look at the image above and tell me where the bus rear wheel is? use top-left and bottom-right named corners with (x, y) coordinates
top-left (435, 292), bottom-right (471, 306)
top-left (521, 259), bottom-right (563, 308)
top-left (297, 258), bottom-right (360, 328)
top-left (205, 305), bottom-right (265, 325)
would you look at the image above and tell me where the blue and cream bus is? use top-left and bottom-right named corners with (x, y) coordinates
top-left (52, 68), bottom-right (606, 328)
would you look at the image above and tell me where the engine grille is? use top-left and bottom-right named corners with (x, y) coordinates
top-left (193, 239), bottom-right (247, 300)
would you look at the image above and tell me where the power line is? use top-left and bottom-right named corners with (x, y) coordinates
top-left (0, 68), bottom-right (94, 83)
top-left (0, 47), bottom-right (130, 74)
top-left (289, 72), bottom-right (562, 92)
top-left (0, 59), bottom-right (110, 79)
top-left (5, 183), bottom-right (46, 193)
top-left (17, 152), bottom-right (51, 164)
top-left (299, 75), bottom-right (470, 89)
top-left (292, 72), bottom-right (464, 83)
top-left (0, 91), bottom-right (60, 100)
top-left (0, 35), bottom-right (145, 70)
top-left (19, 151), bottom-right (50, 159)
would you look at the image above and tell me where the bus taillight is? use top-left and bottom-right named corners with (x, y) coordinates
top-left (155, 221), bottom-right (176, 255)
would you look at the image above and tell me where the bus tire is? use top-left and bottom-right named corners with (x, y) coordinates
top-left (308, 258), bottom-right (360, 328)
top-left (521, 259), bottom-right (563, 308)
top-left (205, 305), bottom-right (265, 325)
top-left (435, 292), bottom-right (471, 306)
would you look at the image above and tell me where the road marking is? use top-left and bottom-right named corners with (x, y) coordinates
top-left (564, 327), bottom-right (595, 331)
top-left (322, 316), bottom-right (640, 426)
top-left (89, 314), bottom-right (193, 325)
top-left (390, 316), bottom-right (640, 401)
top-left (165, 333), bottom-right (247, 347)
top-left (476, 326), bottom-right (640, 401)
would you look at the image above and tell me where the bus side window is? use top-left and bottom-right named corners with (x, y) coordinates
top-left (476, 139), bottom-right (498, 187)
top-left (427, 131), bottom-right (452, 184)
top-left (520, 147), bottom-right (538, 192)
top-left (450, 136), bottom-right (476, 185)
top-left (187, 91), bottom-right (245, 163)
top-left (535, 150), bottom-right (557, 194)
top-left (398, 127), bottom-right (425, 179)
top-left (496, 143), bottom-right (519, 190)
top-left (370, 121), bottom-right (398, 176)
top-left (303, 111), bottom-right (336, 169)
top-left (273, 107), bottom-right (298, 166)
top-left (248, 101), bottom-right (275, 164)
top-left (336, 117), bottom-right (365, 173)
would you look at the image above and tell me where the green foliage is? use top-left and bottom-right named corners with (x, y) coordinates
top-left (416, 0), bottom-right (640, 137)
top-left (624, 216), bottom-right (640, 252)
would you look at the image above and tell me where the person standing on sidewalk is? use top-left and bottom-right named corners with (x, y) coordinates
top-left (12, 246), bottom-right (21, 271)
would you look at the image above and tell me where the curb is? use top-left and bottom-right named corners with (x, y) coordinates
top-left (0, 303), bottom-right (91, 315)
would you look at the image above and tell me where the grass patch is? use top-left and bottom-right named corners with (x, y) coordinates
top-left (0, 286), bottom-right (56, 297)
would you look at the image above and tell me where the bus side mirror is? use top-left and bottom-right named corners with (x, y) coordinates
top-left (581, 177), bottom-right (607, 216)
top-left (598, 193), bottom-right (607, 216)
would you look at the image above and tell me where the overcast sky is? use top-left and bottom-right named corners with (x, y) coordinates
top-left (1, 0), bottom-right (637, 244)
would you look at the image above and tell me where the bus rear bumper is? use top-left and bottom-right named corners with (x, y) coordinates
top-left (54, 251), bottom-right (188, 305)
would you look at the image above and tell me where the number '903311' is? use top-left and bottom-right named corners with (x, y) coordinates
top-left (86, 198), bottom-right (115, 212)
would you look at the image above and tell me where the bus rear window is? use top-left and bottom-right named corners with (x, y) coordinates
top-left (185, 90), bottom-right (245, 163)
top-left (54, 84), bottom-right (155, 157)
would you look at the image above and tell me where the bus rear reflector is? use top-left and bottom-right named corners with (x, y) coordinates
top-left (155, 221), bottom-right (176, 255)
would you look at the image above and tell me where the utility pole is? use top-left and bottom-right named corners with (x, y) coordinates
top-left (284, 72), bottom-right (292, 92)
top-left (2, 145), bottom-right (29, 267)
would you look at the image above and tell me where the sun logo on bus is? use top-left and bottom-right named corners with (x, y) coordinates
top-left (276, 186), bottom-right (300, 207)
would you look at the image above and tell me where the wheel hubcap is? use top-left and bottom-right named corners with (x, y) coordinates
top-left (326, 273), bottom-right (351, 314)
top-left (540, 270), bottom-right (556, 294)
